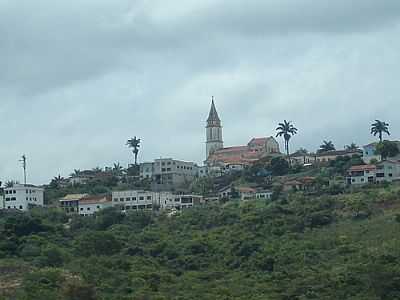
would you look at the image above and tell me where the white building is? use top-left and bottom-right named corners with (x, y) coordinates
top-left (78, 195), bottom-right (112, 216)
top-left (112, 190), bottom-right (155, 212)
top-left (140, 158), bottom-right (199, 190)
top-left (375, 160), bottom-right (400, 183)
top-left (158, 193), bottom-right (203, 210)
top-left (347, 165), bottom-right (377, 185)
top-left (3, 184), bottom-right (44, 211)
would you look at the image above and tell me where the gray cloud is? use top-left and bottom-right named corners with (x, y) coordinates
top-left (1, 0), bottom-right (400, 183)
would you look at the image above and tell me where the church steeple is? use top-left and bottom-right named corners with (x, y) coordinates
top-left (207, 97), bottom-right (221, 125)
top-left (206, 97), bottom-right (223, 161)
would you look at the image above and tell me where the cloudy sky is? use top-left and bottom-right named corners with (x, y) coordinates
top-left (1, 0), bottom-right (400, 184)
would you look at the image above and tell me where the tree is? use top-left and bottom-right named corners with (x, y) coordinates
top-left (345, 143), bottom-right (359, 151)
top-left (126, 137), bottom-right (141, 165)
top-left (4, 180), bottom-right (19, 188)
top-left (50, 175), bottom-right (65, 189)
top-left (276, 120), bottom-right (298, 163)
top-left (269, 157), bottom-right (289, 176)
top-left (371, 120), bottom-right (390, 142)
top-left (318, 140), bottom-right (335, 153)
top-left (112, 163), bottom-right (124, 176)
top-left (375, 140), bottom-right (400, 160)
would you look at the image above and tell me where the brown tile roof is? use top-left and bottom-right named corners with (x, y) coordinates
top-left (79, 195), bottom-right (112, 205)
top-left (59, 194), bottom-right (88, 202)
top-left (348, 165), bottom-right (376, 172)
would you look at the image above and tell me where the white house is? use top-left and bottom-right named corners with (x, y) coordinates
top-left (3, 184), bottom-right (44, 211)
top-left (78, 195), bottom-right (112, 216)
top-left (347, 165), bottom-right (377, 185)
top-left (375, 160), bottom-right (400, 183)
top-left (158, 193), bottom-right (203, 210)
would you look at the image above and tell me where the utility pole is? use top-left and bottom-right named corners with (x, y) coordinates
top-left (20, 154), bottom-right (27, 186)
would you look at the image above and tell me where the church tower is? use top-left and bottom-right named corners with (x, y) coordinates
top-left (206, 97), bottom-right (223, 160)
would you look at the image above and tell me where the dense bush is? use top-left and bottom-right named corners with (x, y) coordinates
top-left (1, 187), bottom-right (400, 299)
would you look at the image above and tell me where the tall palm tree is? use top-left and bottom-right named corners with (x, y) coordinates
top-left (319, 140), bottom-right (335, 153)
top-left (276, 120), bottom-right (298, 162)
top-left (371, 120), bottom-right (390, 142)
top-left (127, 137), bottom-right (141, 165)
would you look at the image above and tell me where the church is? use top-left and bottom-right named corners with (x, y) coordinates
top-left (205, 98), bottom-right (281, 168)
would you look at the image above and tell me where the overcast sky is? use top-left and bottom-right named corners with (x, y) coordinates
top-left (1, 0), bottom-right (400, 184)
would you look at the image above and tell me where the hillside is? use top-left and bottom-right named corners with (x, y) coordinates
top-left (1, 186), bottom-right (400, 299)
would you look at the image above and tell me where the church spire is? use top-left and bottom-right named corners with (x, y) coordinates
top-left (207, 96), bottom-right (221, 125)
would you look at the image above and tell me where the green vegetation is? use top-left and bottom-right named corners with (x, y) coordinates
top-left (2, 185), bottom-right (400, 299)
top-left (375, 140), bottom-right (400, 160)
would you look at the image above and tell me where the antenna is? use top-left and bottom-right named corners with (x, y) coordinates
top-left (20, 154), bottom-right (27, 186)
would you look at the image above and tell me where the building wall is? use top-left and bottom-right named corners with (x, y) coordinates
top-left (78, 202), bottom-right (112, 216)
top-left (112, 190), bottom-right (155, 211)
top-left (3, 185), bottom-right (44, 211)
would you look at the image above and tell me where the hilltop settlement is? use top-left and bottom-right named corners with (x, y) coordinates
top-left (0, 100), bottom-right (398, 215)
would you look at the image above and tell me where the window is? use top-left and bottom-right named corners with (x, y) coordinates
top-left (389, 173), bottom-right (393, 177)
top-left (146, 204), bottom-right (152, 209)
top-left (97, 206), bottom-right (100, 209)
top-left (162, 168), bottom-right (166, 172)
top-left (167, 168), bottom-right (171, 171)
top-left (80, 208), bottom-right (83, 211)
top-left (147, 196), bottom-right (152, 200)
top-left (19, 206), bottom-right (23, 209)
top-left (87, 207), bottom-right (90, 211)
top-left (126, 197), bottom-right (131, 201)
top-left (114, 198), bottom-right (119, 202)
top-left (132, 197), bottom-right (137, 201)
top-left (376, 173), bottom-right (385, 178)
top-left (126, 206), bottom-right (131, 210)
top-left (132, 205), bottom-right (137, 209)
top-left (120, 198), bottom-right (124, 202)
top-left (139, 197), bottom-right (144, 201)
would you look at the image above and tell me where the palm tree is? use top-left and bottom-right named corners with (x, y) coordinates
top-left (345, 143), bottom-right (359, 151)
top-left (113, 163), bottom-right (124, 176)
top-left (4, 180), bottom-right (18, 188)
top-left (371, 120), bottom-right (390, 142)
top-left (276, 120), bottom-right (298, 162)
top-left (319, 140), bottom-right (335, 153)
top-left (127, 137), bottom-right (141, 165)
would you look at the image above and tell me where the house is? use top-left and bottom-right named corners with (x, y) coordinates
top-left (158, 193), bottom-right (203, 210)
top-left (346, 165), bottom-right (377, 185)
top-left (78, 195), bottom-right (112, 216)
top-left (218, 185), bottom-right (234, 199)
top-left (282, 180), bottom-right (303, 192)
top-left (362, 143), bottom-right (381, 164)
top-left (375, 160), bottom-right (400, 183)
top-left (362, 141), bottom-right (400, 164)
top-left (237, 187), bottom-right (257, 200)
top-left (59, 194), bottom-right (89, 214)
top-left (290, 151), bottom-right (316, 166)
top-left (236, 186), bottom-right (273, 201)
top-left (2, 184), bottom-right (45, 211)
top-left (316, 150), bottom-right (362, 163)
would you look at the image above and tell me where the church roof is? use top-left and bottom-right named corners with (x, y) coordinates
top-left (207, 99), bottom-right (221, 123)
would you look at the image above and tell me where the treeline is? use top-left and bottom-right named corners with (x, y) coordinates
top-left (1, 186), bottom-right (400, 299)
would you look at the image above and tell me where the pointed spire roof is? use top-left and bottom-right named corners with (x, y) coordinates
top-left (207, 97), bottom-right (221, 123)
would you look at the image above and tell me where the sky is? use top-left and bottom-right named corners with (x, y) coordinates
top-left (1, 0), bottom-right (400, 184)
